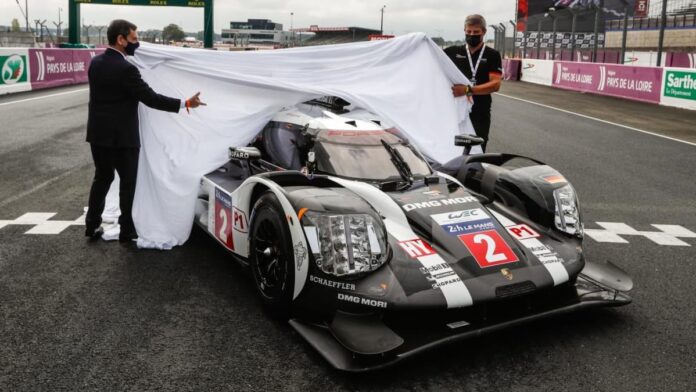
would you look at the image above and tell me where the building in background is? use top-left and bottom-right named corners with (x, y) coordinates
top-left (292, 26), bottom-right (382, 46)
top-left (221, 19), bottom-right (289, 48)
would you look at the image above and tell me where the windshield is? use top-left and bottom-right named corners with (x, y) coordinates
top-left (314, 135), bottom-right (431, 181)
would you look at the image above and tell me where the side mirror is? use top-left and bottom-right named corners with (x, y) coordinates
top-left (454, 134), bottom-right (485, 147)
top-left (229, 147), bottom-right (261, 160)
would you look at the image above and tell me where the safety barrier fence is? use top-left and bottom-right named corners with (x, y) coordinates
top-left (1, 47), bottom-right (104, 96)
top-left (504, 58), bottom-right (696, 110)
top-left (3, 48), bottom-right (694, 111)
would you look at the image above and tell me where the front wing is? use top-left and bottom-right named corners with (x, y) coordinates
top-left (289, 273), bottom-right (631, 372)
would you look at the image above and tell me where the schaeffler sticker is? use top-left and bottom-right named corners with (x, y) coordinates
top-left (518, 238), bottom-right (564, 264)
top-left (506, 224), bottom-right (540, 240)
top-left (399, 239), bottom-right (436, 258)
top-left (431, 208), bottom-right (496, 236)
top-left (214, 188), bottom-right (234, 250)
top-left (459, 230), bottom-right (519, 268)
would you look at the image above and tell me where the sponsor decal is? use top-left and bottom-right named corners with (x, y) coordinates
top-left (431, 275), bottom-right (462, 289)
top-left (518, 238), bottom-right (564, 264)
top-left (294, 241), bottom-right (307, 271)
top-left (506, 224), bottom-right (540, 240)
top-left (337, 293), bottom-right (387, 308)
top-left (309, 275), bottom-right (355, 291)
top-left (232, 207), bottom-right (248, 233)
top-left (1, 54), bottom-right (28, 85)
top-left (399, 239), bottom-right (436, 258)
top-left (459, 230), bottom-right (519, 268)
top-left (431, 208), bottom-right (496, 236)
top-left (446, 320), bottom-right (470, 329)
top-left (326, 130), bottom-right (385, 136)
top-left (230, 149), bottom-right (251, 159)
top-left (501, 268), bottom-right (514, 281)
top-left (214, 188), bottom-right (234, 250)
top-left (402, 196), bottom-right (477, 212)
top-left (664, 70), bottom-right (696, 101)
top-left (419, 262), bottom-right (462, 289)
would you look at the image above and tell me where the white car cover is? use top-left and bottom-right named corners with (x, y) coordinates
top-left (128, 33), bottom-right (477, 249)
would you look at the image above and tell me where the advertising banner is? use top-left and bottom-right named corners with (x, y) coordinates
top-left (635, 0), bottom-right (649, 18)
top-left (29, 48), bottom-right (103, 90)
top-left (552, 61), bottom-right (663, 103)
top-left (521, 59), bottom-right (555, 86)
top-left (503, 59), bottom-right (522, 81)
top-left (0, 48), bottom-right (31, 95)
top-left (661, 68), bottom-right (696, 110)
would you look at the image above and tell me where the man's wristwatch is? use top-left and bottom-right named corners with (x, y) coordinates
top-left (466, 85), bottom-right (474, 97)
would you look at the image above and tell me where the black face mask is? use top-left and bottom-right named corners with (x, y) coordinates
top-left (124, 40), bottom-right (140, 56)
top-left (465, 34), bottom-right (482, 47)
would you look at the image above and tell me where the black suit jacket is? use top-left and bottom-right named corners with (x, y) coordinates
top-left (86, 48), bottom-right (181, 148)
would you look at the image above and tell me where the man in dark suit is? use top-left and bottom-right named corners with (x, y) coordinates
top-left (85, 19), bottom-right (205, 242)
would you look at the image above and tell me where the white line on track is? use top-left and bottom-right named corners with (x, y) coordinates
top-left (496, 93), bottom-right (696, 148)
top-left (0, 88), bottom-right (88, 107)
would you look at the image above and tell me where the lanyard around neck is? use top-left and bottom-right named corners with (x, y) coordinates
top-left (465, 44), bottom-right (485, 84)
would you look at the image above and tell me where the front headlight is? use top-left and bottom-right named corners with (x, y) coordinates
top-left (302, 212), bottom-right (388, 277)
top-left (553, 184), bottom-right (583, 238)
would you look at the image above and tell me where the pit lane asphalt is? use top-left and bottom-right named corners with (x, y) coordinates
top-left (1, 83), bottom-right (695, 391)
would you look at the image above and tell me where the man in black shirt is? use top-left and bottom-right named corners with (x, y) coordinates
top-left (445, 14), bottom-right (503, 152)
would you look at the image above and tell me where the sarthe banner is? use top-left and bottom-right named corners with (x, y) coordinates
top-left (127, 34), bottom-right (475, 249)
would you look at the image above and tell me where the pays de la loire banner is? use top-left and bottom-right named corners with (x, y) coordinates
top-left (552, 61), bottom-right (663, 104)
top-left (29, 48), bottom-right (104, 90)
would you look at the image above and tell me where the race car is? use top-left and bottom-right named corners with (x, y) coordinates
top-left (193, 97), bottom-right (633, 371)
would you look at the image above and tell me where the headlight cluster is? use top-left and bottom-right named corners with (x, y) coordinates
top-left (553, 184), bottom-right (583, 238)
top-left (302, 212), bottom-right (388, 277)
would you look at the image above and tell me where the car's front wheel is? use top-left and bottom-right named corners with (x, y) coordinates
top-left (249, 191), bottom-right (294, 320)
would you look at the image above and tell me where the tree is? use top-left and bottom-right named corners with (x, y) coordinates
top-left (162, 24), bottom-right (185, 42)
top-left (11, 18), bottom-right (21, 32)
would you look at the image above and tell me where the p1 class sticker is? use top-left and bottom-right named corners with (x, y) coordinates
top-left (459, 230), bottom-right (518, 268)
top-left (214, 188), bottom-right (234, 250)
top-left (506, 224), bottom-right (540, 240)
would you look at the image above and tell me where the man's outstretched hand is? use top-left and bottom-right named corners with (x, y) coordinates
top-left (185, 92), bottom-right (207, 113)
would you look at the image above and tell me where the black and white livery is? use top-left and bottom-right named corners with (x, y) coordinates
top-left (193, 97), bottom-right (632, 371)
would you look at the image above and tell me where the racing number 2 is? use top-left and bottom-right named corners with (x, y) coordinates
top-left (214, 188), bottom-right (234, 250)
top-left (459, 230), bottom-right (518, 268)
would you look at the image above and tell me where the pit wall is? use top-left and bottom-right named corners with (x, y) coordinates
top-left (504, 58), bottom-right (696, 111)
top-left (1, 48), bottom-right (104, 96)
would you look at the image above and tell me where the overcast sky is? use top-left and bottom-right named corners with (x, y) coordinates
top-left (2, 0), bottom-right (517, 40)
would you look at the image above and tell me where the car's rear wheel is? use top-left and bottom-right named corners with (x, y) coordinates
top-left (249, 191), bottom-right (294, 320)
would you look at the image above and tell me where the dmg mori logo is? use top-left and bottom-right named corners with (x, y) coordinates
top-left (1, 54), bottom-right (26, 85)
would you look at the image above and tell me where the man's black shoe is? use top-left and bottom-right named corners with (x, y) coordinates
top-left (119, 231), bottom-right (138, 242)
top-left (85, 226), bottom-right (104, 240)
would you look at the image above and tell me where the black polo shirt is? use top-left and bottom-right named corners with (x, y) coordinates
top-left (444, 45), bottom-right (503, 116)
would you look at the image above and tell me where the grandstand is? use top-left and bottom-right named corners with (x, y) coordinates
top-left (293, 25), bottom-right (382, 46)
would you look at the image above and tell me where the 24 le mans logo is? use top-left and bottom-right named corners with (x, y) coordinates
top-left (1, 54), bottom-right (28, 85)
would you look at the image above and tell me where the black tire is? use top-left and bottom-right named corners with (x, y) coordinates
top-left (249, 191), bottom-right (294, 320)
